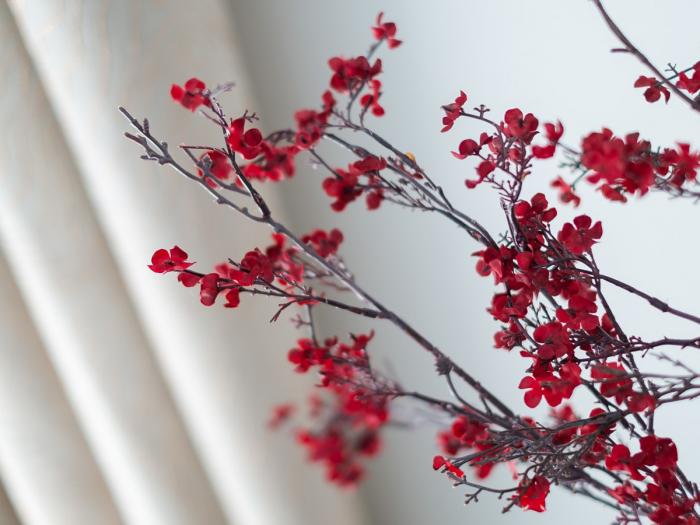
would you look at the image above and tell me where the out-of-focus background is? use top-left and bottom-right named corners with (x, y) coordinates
top-left (1, 1), bottom-right (698, 524)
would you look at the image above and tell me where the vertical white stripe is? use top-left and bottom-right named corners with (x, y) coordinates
top-left (0, 2), bottom-right (228, 523)
top-left (0, 252), bottom-right (123, 525)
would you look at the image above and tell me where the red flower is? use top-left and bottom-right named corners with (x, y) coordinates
top-left (366, 190), bottom-right (384, 210)
top-left (360, 79), bottom-right (385, 116)
top-left (432, 455), bottom-right (465, 478)
top-left (605, 444), bottom-right (644, 480)
top-left (608, 483), bottom-right (642, 504)
top-left (473, 245), bottom-right (516, 283)
top-left (230, 249), bottom-right (274, 285)
top-left (199, 273), bottom-right (221, 306)
top-left (197, 150), bottom-right (233, 188)
top-left (451, 138), bottom-right (480, 159)
top-left (556, 294), bottom-right (599, 332)
top-left (451, 416), bottom-right (489, 447)
top-left (170, 78), bottom-right (211, 111)
top-left (532, 121), bottom-right (564, 159)
top-left (243, 143), bottom-right (299, 182)
top-left (466, 160), bottom-right (496, 189)
top-left (591, 362), bottom-right (632, 404)
top-left (633, 75), bottom-right (671, 103)
top-left (543, 121), bottom-right (564, 143)
top-left (441, 91), bottom-right (467, 132)
top-left (302, 228), bottom-right (344, 258)
top-left (676, 61), bottom-right (700, 94)
top-left (323, 170), bottom-right (362, 212)
top-left (177, 271), bottom-right (201, 287)
top-left (513, 192), bottom-right (557, 225)
top-left (550, 176), bottom-right (581, 207)
top-left (516, 476), bottom-right (550, 512)
top-left (328, 56), bottom-right (382, 93)
top-left (148, 246), bottom-right (193, 273)
top-left (322, 157), bottom-right (386, 211)
top-left (372, 12), bottom-right (402, 49)
top-left (519, 363), bottom-right (580, 408)
top-left (288, 338), bottom-right (329, 373)
top-left (533, 321), bottom-right (573, 360)
top-left (223, 288), bottom-right (241, 308)
top-left (494, 322), bottom-right (526, 350)
top-left (638, 435), bottom-right (678, 470)
top-left (557, 215), bottom-right (603, 255)
top-left (581, 128), bottom-right (655, 198)
top-left (501, 108), bottom-right (539, 144)
top-left (625, 392), bottom-right (655, 413)
top-left (227, 117), bottom-right (263, 160)
top-left (661, 143), bottom-right (700, 187)
top-left (294, 91), bottom-right (335, 149)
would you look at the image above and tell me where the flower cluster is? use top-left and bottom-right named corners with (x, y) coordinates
top-left (288, 333), bottom-right (390, 486)
top-left (573, 129), bottom-right (700, 203)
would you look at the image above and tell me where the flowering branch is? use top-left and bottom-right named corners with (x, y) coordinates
top-left (123, 8), bottom-right (700, 523)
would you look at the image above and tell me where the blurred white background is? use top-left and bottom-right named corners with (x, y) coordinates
top-left (1, 1), bottom-right (698, 524)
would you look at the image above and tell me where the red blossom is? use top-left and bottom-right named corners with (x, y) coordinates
top-left (608, 483), bottom-right (642, 505)
top-left (360, 79), bottom-right (385, 116)
top-left (328, 56), bottom-right (382, 93)
top-left (605, 444), bottom-right (644, 480)
top-left (223, 288), bottom-right (241, 308)
top-left (243, 143), bottom-right (299, 182)
top-left (199, 273), bottom-right (221, 306)
top-left (432, 455), bottom-right (465, 478)
top-left (227, 117), bottom-right (264, 160)
top-left (441, 90), bottom-right (467, 132)
top-left (372, 12), bottom-right (402, 49)
top-left (660, 143), bottom-right (700, 187)
top-left (513, 192), bottom-right (557, 246)
top-left (323, 156), bottom-right (387, 211)
top-left (516, 476), bottom-right (550, 512)
top-left (580, 129), bottom-right (656, 199)
top-left (466, 160), bottom-right (495, 188)
top-left (638, 435), bottom-right (678, 470)
top-left (519, 363), bottom-right (580, 408)
top-left (197, 150), bottom-right (233, 187)
top-left (550, 176), bottom-right (581, 207)
top-left (533, 321), bottom-right (573, 360)
top-left (302, 228), bottom-right (344, 258)
top-left (177, 271), bottom-right (201, 287)
top-left (557, 215), bottom-right (603, 255)
top-left (323, 170), bottom-right (362, 212)
top-left (591, 362), bottom-right (633, 404)
top-left (231, 249), bottom-right (274, 286)
top-left (676, 61), bottom-right (700, 94)
top-left (294, 91), bottom-right (335, 149)
top-left (634, 75), bottom-right (671, 103)
top-left (170, 77), bottom-right (211, 111)
top-left (148, 246), bottom-right (193, 273)
top-left (501, 108), bottom-right (539, 144)
top-left (452, 138), bottom-right (480, 159)
top-left (532, 121), bottom-right (564, 159)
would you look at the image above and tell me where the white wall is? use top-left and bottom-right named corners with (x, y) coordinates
top-left (228, 1), bottom-right (700, 523)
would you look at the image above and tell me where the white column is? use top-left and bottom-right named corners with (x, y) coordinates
top-left (5, 1), bottom-right (367, 524)
top-left (0, 2), bottom-right (228, 524)
top-left (0, 254), bottom-right (122, 525)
